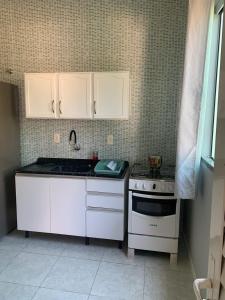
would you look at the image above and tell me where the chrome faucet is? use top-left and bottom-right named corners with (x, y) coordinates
top-left (69, 130), bottom-right (80, 151)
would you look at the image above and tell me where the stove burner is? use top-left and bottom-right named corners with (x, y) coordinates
top-left (131, 163), bottom-right (175, 181)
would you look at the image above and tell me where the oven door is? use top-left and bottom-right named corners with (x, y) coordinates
top-left (132, 193), bottom-right (177, 217)
top-left (130, 192), bottom-right (178, 238)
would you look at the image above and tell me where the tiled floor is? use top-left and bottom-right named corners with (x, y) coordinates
top-left (0, 231), bottom-right (195, 300)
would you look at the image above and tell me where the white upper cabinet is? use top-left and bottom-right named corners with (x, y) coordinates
top-left (93, 72), bottom-right (129, 120)
top-left (25, 73), bottom-right (57, 118)
top-left (24, 72), bottom-right (129, 120)
top-left (58, 73), bottom-right (92, 119)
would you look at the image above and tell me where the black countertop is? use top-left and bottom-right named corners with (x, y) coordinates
top-left (16, 157), bottom-right (129, 179)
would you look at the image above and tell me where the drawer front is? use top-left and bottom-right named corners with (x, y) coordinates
top-left (87, 193), bottom-right (124, 210)
top-left (131, 211), bottom-right (177, 238)
top-left (86, 179), bottom-right (124, 194)
top-left (86, 210), bottom-right (124, 240)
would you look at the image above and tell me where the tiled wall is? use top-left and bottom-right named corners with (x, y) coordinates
top-left (0, 0), bottom-right (187, 166)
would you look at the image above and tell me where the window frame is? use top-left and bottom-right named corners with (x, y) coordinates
top-left (200, 2), bottom-right (224, 166)
top-left (211, 10), bottom-right (223, 159)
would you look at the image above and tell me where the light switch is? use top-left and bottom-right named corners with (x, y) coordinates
top-left (54, 133), bottom-right (60, 144)
top-left (107, 134), bottom-right (113, 145)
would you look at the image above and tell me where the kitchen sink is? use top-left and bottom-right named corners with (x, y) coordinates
top-left (51, 163), bottom-right (93, 173)
top-left (16, 157), bottom-right (128, 178)
top-left (17, 158), bottom-right (98, 175)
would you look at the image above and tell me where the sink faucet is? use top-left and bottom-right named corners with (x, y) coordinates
top-left (69, 130), bottom-right (80, 151)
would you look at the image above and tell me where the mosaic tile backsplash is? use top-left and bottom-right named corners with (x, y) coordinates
top-left (0, 0), bottom-right (187, 166)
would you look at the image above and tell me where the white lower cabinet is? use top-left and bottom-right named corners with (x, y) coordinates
top-left (86, 178), bottom-right (126, 241)
top-left (15, 175), bottom-right (127, 241)
top-left (86, 210), bottom-right (124, 240)
top-left (16, 176), bottom-right (51, 233)
top-left (16, 175), bottom-right (86, 236)
top-left (86, 193), bottom-right (124, 210)
top-left (50, 178), bottom-right (86, 236)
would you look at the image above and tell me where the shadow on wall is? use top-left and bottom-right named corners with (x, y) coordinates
top-left (183, 161), bottom-right (213, 278)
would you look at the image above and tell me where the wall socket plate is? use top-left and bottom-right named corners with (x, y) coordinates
top-left (107, 134), bottom-right (113, 145)
top-left (54, 133), bottom-right (60, 144)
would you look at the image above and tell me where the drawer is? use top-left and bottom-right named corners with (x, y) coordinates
top-left (131, 211), bottom-right (177, 238)
top-left (86, 179), bottom-right (124, 194)
top-left (86, 210), bottom-right (124, 240)
top-left (87, 193), bottom-right (124, 210)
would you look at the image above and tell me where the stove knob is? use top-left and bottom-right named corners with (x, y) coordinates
top-left (135, 182), bottom-right (138, 189)
top-left (142, 183), bottom-right (146, 190)
top-left (153, 183), bottom-right (156, 190)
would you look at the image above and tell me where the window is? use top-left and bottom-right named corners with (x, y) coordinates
top-left (211, 10), bottom-right (223, 159)
top-left (201, 2), bottom-right (223, 164)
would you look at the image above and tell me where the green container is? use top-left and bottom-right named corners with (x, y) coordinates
top-left (94, 159), bottom-right (125, 175)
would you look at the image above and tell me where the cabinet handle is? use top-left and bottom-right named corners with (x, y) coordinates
top-left (52, 100), bottom-right (55, 113)
top-left (94, 100), bottom-right (96, 114)
top-left (59, 100), bottom-right (62, 114)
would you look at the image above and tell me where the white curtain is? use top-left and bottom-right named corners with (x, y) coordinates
top-left (175, 0), bottom-right (212, 199)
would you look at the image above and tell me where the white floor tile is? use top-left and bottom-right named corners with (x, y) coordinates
top-left (62, 241), bottom-right (105, 261)
top-left (0, 282), bottom-right (37, 300)
top-left (89, 296), bottom-right (125, 300)
top-left (0, 249), bottom-right (19, 273)
top-left (0, 252), bottom-right (57, 286)
top-left (33, 288), bottom-right (89, 300)
top-left (144, 266), bottom-right (193, 300)
top-left (144, 251), bottom-right (192, 273)
top-left (24, 236), bottom-right (65, 256)
top-left (91, 262), bottom-right (144, 300)
top-left (0, 232), bottom-right (28, 251)
top-left (102, 248), bottom-right (145, 266)
top-left (0, 231), bottom-right (194, 300)
top-left (42, 256), bottom-right (100, 294)
top-left (143, 288), bottom-right (195, 300)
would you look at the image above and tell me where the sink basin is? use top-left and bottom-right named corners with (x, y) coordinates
top-left (18, 158), bottom-right (98, 175)
top-left (16, 157), bottom-right (128, 178)
top-left (51, 164), bottom-right (92, 173)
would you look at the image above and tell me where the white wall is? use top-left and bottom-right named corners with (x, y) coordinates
top-left (183, 160), bottom-right (213, 277)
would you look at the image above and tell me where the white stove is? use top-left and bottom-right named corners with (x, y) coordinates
top-left (128, 163), bottom-right (180, 264)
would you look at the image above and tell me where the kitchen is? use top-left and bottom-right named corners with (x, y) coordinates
top-left (0, 0), bottom-right (224, 299)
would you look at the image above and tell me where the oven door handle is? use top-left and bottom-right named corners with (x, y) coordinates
top-left (133, 211), bottom-right (173, 219)
top-left (132, 192), bottom-right (176, 200)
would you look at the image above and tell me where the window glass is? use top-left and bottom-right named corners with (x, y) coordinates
top-left (201, 7), bottom-right (223, 163)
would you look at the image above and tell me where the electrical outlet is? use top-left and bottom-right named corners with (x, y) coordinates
top-left (54, 133), bottom-right (60, 144)
top-left (107, 134), bottom-right (113, 145)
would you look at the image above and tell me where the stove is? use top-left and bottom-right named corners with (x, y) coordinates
top-left (129, 163), bottom-right (175, 194)
top-left (128, 162), bottom-right (180, 264)
top-left (130, 163), bottom-right (175, 180)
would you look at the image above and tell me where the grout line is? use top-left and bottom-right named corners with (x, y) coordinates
top-left (0, 279), bottom-right (39, 288)
top-left (0, 250), bottom-right (22, 276)
top-left (89, 259), bottom-right (102, 297)
top-left (31, 286), bottom-right (90, 299)
top-left (30, 253), bottom-right (61, 300)
top-left (38, 254), bottom-right (60, 289)
top-left (87, 243), bottom-right (107, 299)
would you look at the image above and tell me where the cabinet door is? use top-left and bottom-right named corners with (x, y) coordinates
top-left (25, 73), bottom-right (57, 118)
top-left (50, 178), bottom-right (86, 236)
top-left (86, 210), bottom-right (124, 240)
top-left (58, 73), bottom-right (92, 119)
top-left (93, 72), bottom-right (129, 119)
top-left (15, 176), bottom-right (51, 233)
